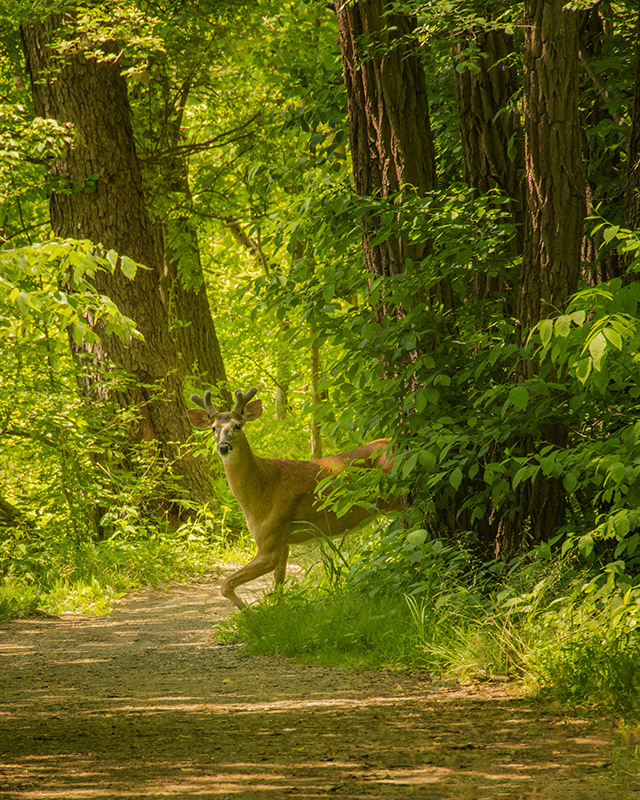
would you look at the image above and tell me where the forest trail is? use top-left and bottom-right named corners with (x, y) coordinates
top-left (0, 574), bottom-right (631, 800)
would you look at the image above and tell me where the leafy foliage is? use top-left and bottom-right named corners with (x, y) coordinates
top-left (1, 0), bottom-right (640, 723)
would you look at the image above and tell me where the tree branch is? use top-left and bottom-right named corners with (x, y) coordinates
top-left (579, 44), bottom-right (628, 129)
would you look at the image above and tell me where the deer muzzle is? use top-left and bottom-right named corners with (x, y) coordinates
top-left (218, 443), bottom-right (233, 456)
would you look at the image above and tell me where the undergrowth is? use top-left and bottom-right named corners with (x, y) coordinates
top-left (218, 524), bottom-right (640, 717)
top-left (0, 508), bottom-right (255, 619)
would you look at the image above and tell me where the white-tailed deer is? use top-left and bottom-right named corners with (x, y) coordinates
top-left (188, 387), bottom-right (401, 610)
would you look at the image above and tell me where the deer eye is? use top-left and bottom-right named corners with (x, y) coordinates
top-left (234, 423), bottom-right (241, 431)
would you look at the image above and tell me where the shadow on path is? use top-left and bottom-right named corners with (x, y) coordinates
top-left (0, 575), bottom-right (630, 799)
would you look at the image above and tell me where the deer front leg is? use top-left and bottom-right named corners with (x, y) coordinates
top-left (273, 544), bottom-right (290, 587)
top-left (220, 549), bottom-right (282, 611)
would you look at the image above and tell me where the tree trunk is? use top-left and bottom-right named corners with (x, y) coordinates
top-left (136, 69), bottom-right (231, 407)
top-left (335, 0), bottom-right (452, 386)
top-left (160, 215), bottom-right (230, 397)
top-left (20, 15), bottom-right (215, 513)
top-left (577, 4), bottom-right (626, 283)
top-left (452, 23), bottom-right (525, 304)
top-left (517, 0), bottom-right (585, 333)
top-left (625, 12), bottom-right (640, 234)
top-left (500, 0), bottom-right (586, 555)
top-left (335, 0), bottom-right (439, 281)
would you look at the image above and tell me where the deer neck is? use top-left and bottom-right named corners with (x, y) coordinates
top-left (220, 435), bottom-right (271, 513)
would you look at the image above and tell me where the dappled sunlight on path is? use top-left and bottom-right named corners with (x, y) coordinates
top-left (0, 575), bottom-right (629, 799)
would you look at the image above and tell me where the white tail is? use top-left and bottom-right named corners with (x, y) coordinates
top-left (188, 387), bottom-right (401, 610)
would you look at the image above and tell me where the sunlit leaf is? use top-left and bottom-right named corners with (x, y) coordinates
top-left (588, 331), bottom-right (607, 370)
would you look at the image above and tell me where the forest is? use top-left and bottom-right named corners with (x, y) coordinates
top-left (1, 0), bottom-right (640, 717)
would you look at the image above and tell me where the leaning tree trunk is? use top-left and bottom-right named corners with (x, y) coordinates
top-left (500, 0), bottom-right (586, 556)
top-left (137, 69), bottom-right (231, 407)
top-left (155, 167), bottom-right (231, 407)
top-left (20, 15), bottom-right (215, 513)
top-left (160, 210), bottom-right (230, 403)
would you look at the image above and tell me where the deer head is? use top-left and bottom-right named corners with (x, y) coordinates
top-left (188, 387), bottom-right (263, 458)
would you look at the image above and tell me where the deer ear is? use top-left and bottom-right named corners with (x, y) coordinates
top-left (243, 398), bottom-right (263, 422)
top-left (188, 409), bottom-right (212, 429)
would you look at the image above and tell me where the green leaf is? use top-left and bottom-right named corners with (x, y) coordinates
top-left (414, 392), bottom-right (427, 413)
top-left (72, 321), bottom-right (87, 345)
top-left (554, 315), bottom-right (571, 338)
top-left (449, 467), bottom-right (463, 491)
top-left (418, 450), bottom-right (437, 471)
top-left (588, 331), bottom-right (607, 370)
top-left (571, 310), bottom-right (586, 327)
top-left (508, 385), bottom-right (529, 411)
top-left (539, 455), bottom-right (558, 477)
top-left (16, 291), bottom-right (30, 314)
top-left (120, 256), bottom-right (137, 279)
top-left (563, 472), bottom-right (578, 493)
top-left (603, 225), bottom-right (620, 244)
top-left (578, 534), bottom-right (594, 558)
top-left (575, 357), bottom-right (592, 384)
top-left (423, 387), bottom-right (439, 404)
top-left (512, 465), bottom-right (531, 490)
top-left (405, 529), bottom-right (428, 547)
top-left (402, 452), bottom-right (419, 479)
top-left (539, 319), bottom-right (553, 347)
top-left (607, 461), bottom-right (626, 485)
top-left (613, 514), bottom-right (631, 539)
top-left (402, 333), bottom-right (417, 351)
top-left (603, 327), bottom-right (622, 350)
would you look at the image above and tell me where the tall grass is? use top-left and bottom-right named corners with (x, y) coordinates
top-left (219, 525), bottom-right (640, 715)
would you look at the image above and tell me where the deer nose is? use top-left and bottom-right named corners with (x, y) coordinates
top-left (218, 443), bottom-right (233, 456)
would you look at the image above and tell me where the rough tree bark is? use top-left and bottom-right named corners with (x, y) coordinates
top-left (334, 0), bottom-right (439, 283)
top-left (137, 68), bottom-right (231, 406)
top-left (452, 22), bottom-right (525, 304)
top-left (334, 0), bottom-right (451, 396)
top-left (517, 0), bottom-right (585, 333)
top-left (20, 14), bottom-right (215, 513)
top-left (500, 0), bottom-right (586, 555)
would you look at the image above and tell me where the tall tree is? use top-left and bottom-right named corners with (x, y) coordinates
top-left (335, 0), bottom-right (438, 283)
top-left (501, 0), bottom-right (586, 554)
top-left (20, 12), bottom-right (215, 513)
top-left (452, 17), bottom-right (525, 304)
top-left (131, 9), bottom-right (243, 405)
top-left (517, 0), bottom-right (585, 334)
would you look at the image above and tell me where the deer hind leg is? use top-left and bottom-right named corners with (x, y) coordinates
top-left (273, 545), bottom-right (290, 587)
top-left (220, 549), bottom-right (282, 611)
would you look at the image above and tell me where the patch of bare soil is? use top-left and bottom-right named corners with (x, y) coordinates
top-left (0, 572), bottom-right (634, 799)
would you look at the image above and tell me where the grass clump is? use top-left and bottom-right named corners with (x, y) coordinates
top-left (219, 523), bottom-right (640, 716)
top-left (223, 585), bottom-right (420, 669)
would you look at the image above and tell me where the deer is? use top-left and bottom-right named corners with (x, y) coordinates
top-left (188, 387), bottom-right (401, 610)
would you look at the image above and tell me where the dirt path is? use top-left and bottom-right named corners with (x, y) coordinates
top-left (0, 573), bottom-right (632, 799)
